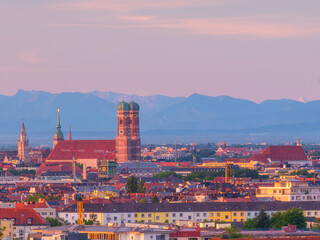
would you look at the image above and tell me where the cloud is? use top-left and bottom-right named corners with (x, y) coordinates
top-left (152, 18), bottom-right (320, 38)
top-left (51, 0), bottom-right (218, 13)
top-left (17, 51), bottom-right (42, 64)
top-left (117, 15), bottom-right (154, 22)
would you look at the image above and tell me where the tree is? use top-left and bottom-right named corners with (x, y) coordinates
top-left (153, 171), bottom-right (183, 179)
top-left (223, 225), bottom-right (243, 239)
top-left (242, 218), bottom-right (257, 229)
top-left (270, 208), bottom-right (306, 229)
top-left (83, 219), bottom-right (94, 225)
top-left (255, 207), bottom-right (271, 229)
top-left (0, 226), bottom-right (6, 240)
top-left (126, 175), bottom-right (138, 193)
top-left (46, 217), bottom-right (69, 227)
top-left (152, 195), bottom-right (159, 203)
top-left (24, 193), bottom-right (45, 202)
top-left (137, 180), bottom-right (146, 193)
top-left (312, 218), bottom-right (320, 230)
top-left (290, 169), bottom-right (317, 178)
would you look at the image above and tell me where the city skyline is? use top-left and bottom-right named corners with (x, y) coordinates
top-left (1, 0), bottom-right (320, 101)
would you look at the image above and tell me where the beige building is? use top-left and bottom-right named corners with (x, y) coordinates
top-left (0, 219), bottom-right (14, 240)
top-left (256, 180), bottom-right (320, 201)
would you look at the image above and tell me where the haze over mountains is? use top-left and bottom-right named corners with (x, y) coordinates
top-left (1, 90), bottom-right (320, 146)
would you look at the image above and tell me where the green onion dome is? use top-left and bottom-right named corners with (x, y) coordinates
top-left (129, 101), bottom-right (140, 111)
top-left (117, 101), bottom-right (130, 111)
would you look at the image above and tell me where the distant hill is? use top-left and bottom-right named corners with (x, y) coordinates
top-left (1, 90), bottom-right (320, 145)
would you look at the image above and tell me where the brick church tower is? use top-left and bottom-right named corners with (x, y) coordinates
top-left (116, 101), bottom-right (141, 163)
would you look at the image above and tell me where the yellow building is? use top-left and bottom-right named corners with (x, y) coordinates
top-left (0, 219), bottom-right (14, 240)
top-left (256, 180), bottom-right (320, 201)
top-left (133, 212), bottom-right (171, 223)
top-left (208, 211), bottom-right (246, 223)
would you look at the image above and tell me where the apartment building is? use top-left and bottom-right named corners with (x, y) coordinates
top-left (256, 180), bottom-right (320, 201)
top-left (59, 201), bottom-right (320, 226)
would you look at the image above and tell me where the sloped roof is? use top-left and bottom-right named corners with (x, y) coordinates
top-left (156, 162), bottom-right (191, 167)
top-left (37, 163), bottom-right (82, 175)
top-left (16, 202), bottom-right (48, 209)
top-left (61, 201), bottom-right (320, 213)
top-left (0, 208), bottom-right (47, 226)
top-left (249, 153), bottom-right (268, 163)
top-left (46, 140), bottom-right (116, 161)
top-left (263, 146), bottom-right (307, 161)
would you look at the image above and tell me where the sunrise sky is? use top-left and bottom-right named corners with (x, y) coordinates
top-left (1, 0), bottom-right (319, 102)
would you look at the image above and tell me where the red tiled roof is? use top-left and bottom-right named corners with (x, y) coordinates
top-left (37, 163), bottom-right (82, 175)
top-left (0, 208), bottom-right (47, 226)
top-left (16, 202), bottom-right (48, 209)
top-left (263, 146), bottom-right (308, 161)
top-left (156, 162), bottom-right (191, 167)
top-left (46, 140), bottom-right (116, 161)
top-left (249, 153), bottom-right (269, 163)
top-left (225, 158), bottom-right (251, 163)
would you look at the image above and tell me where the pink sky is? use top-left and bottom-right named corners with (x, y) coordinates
top-left (0, 0), bottom-right (320, 102)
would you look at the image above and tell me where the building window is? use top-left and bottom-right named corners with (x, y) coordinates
top-left (203, 213), bottom-right (207, 217)
top-left (233, 213), bottom-right (237, 217)
top-left (225, 215), bottom-right (229, 220)
top-left (188, 216), bottom-right (192, 220)
top-left (165, 214), bottom-right (169, 218)
top-left (315, 212), bottom-right (318, 216)
top-left (156, 216), bottom-right (160, 221)
top-left (217, 213), bottom-right (220, 217)
top-left (66, 214), bottom-right (69, 217)
top-left (27, 218), bottom-right (33, 225)
top-left (114, 217), bottom-right (117, 220)
top-left (210, 213), bottom-right (214, 217)
top-left (247, 213), bottom-right (251, 216)
top-left (240, 213), bottom-right (244, 217)
top-left (180, 213), bottom-right (183, 217)
top-left (134, 214), bottom-right (138, 218)
top-left (50, 212), bottom-right (53, 215)
top-left (308, 212), bottom-right (311, 216)
top-left (141, 214), bottom-right (145, 218)
top-left (172, 213), bottom-right (176, 217)
top-left (148, 214), bottom-right (152, 218)
top-left (148, 220), bottom-right (152, 223)
top-left (196, 213), bottom-right (200, 217)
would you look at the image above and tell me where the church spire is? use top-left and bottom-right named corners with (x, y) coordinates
top-left (68, 124), bottom-right (72, 140)
top-left (57, 109), bottom-right (61, 129)
top-left (53, 109), bottom-right (64, 148)
top-left (21, 118), bottom-right (25, 131)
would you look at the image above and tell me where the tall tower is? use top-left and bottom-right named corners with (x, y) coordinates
top-left (17, 119), bottom-right (29, 162)
top-left (68, 124), bottom-right (72, 140)
top-left (115, 100), bottom-right (141, 163)
top-left (116, 101), bottom-right (131, 163)
top-left (129, 101), bottom-right (141, 161)
top-left (53, 109), bottom-right (64, 148)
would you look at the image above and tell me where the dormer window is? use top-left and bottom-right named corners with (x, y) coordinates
top-left (27, 218), bottom-right (32, 225)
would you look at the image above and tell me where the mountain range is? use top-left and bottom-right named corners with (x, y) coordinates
top-left (1, 90), bottom-right (320, 145)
